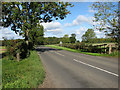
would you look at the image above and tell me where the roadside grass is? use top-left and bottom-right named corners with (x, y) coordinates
top-left (0, 59), bottom-right (2, 90)
top-left (2, 50), bottom-right (45, 88)
top-left (45, 45), bottom-right (119, 57)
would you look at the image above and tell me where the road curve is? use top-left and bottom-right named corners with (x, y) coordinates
top-left (36, 46), bottom-right (118, 88)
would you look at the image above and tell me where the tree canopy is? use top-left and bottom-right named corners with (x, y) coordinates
top-left (62, 34), bottom-right (70, 43)
top-left (70, 33), bottom-right (76, 43)
top-left (90, 2), bottom-right (119, 42)
top-left (82, 29), bottom-right (96, 43)
top-left (29, 24), bottom-right (44, 45)
top-left (2, 2), bottom-right (73, 39)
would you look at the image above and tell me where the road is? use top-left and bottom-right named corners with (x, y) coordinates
top-left (36, 46), bottom-right (118, 88)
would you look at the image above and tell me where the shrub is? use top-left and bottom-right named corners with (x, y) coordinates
top-left (4, 39), bottom-right (29, 61)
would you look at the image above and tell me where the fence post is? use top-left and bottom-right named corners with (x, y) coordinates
top-left (16, 52), bottom-right (20, 62)
top-left (104, 44), bottom-right (106, 54)
top-left (109, 44), bottom-right (112, 54)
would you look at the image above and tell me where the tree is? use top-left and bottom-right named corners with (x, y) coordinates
top-left (90, 2), bottom-right (120, 42)
top-left (2, 2), bottom-right (73, 54)
top-left (62, 34), bottom-right (70, 43)
top-left (29, 24), bottom-right (44, 45)
top-left (82, 29), bottom-right (96, 43)
top-left (70, 33), bottom-right (76, 43)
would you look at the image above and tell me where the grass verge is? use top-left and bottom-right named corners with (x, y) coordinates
top-left (45, 45), bottom-right (119, 57)
top-left (0, 59), bottom-right (2, 90)
top-left (2, 50), bottom-right (45, 88)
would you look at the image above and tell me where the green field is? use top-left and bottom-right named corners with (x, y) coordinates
top-left (2, 50), bottom-right (45, 88)
top-left (45, 45), bottom-right (119, 57)
top-left (0, 46), bottom-right (6, 54)
top-left (0, 46), bottom-right (6, 49)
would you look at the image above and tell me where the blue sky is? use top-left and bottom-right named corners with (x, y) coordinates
top-left (0, 2), bottom-right (106, 41)
top-left (42, 2), bottom-right (105, 41)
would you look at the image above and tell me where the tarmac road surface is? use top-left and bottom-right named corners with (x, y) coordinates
top-left (36, 46), bottom-right (118, 88)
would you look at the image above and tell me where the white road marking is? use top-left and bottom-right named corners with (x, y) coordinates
top-left (55, 52), bottom-right (64, 56)
top-left (73, 59), bottom-right (118, 77)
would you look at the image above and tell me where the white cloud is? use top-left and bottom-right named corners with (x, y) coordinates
top-left (74, 27), bottom-right (106, 41)
top-left (95, 30), bottom-right (102, 34)
top-left (89, 9), bottom-right (95, 13)
top-left (76, 27), bottom-right (88, 35)
top-left (0, 27), bottom-right (23, 40)
top-left (64, 15), bottom-right (95, 27)
top-left (94, 30), bottom-right (105, 38)
top-left (41, 21), bottom-right (62, 31)
top-left (41, 21), bottom-right (63, 35)
top-left (88, 7), bottom-right (96, 13)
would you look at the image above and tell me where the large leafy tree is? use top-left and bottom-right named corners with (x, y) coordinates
top-left (29, 24), bottom-right (44, 45)
top-left (2, 2), bottom-right (73, 44)
top-left (62, 34), bottom-right (70, 43)
top-left (82, 29), bottom-right (96, 43)
top-left (70, 33), bottom-right (76, 43)
top-left (90, 2), bottom-right (120, 42)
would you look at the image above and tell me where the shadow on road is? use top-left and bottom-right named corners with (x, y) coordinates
top-left (36, 46), bottom-right (61, 53)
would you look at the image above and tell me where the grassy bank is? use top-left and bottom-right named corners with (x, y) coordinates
top-left (0, 59), bottom-right (1, 89)
top-left (45, 45), bottom-right (119, 57)
top-left (2, 50), bottom-right (45, 88)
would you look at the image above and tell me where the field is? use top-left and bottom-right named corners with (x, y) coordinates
top-left (0, 46), bottom-right (6, 54)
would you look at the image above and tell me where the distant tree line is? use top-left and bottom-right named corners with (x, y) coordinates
top-left (44, 33), bottom-right (77, 45)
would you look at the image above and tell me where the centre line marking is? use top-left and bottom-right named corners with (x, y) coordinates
top-left (73, 59), bottom-right (118, 77)
top-left (55, 52), bottom-right (64, 56)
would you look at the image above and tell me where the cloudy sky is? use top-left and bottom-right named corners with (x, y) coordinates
top-left (0, 2), bottom-right (106, 41)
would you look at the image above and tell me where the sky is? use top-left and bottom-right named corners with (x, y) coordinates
top-left (0, 2), bottom-right (106, 41)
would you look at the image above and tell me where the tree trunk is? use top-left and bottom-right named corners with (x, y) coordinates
top-left (25, 30), bottom-right (29, 46)
top-left (25, 30), bottom-right (30, 56)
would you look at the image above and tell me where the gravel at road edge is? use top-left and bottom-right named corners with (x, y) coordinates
top-left (37, 52), bottom-right (55, 88)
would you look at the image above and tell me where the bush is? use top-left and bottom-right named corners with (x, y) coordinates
top-left (4, 39), bottom-right (29, 60)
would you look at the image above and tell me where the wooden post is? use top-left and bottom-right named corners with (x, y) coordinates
top-left (16, 52), bottom-right (20, 62)
top-left (109, 44), bottom-right (112, 54)
top-left (104, 44), bottom-right (106, 54)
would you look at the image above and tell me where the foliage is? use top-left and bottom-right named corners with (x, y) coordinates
top-left (29, 24), bottom-right (44, 45)
top-left (2, 50), bottom-right (45, 88)
top-left (59, 42), bottom-right (118, 54)
top-left (82, 29), bottom-right (96, 43)
top-left (70, 33), bottom-right (76, 43)
top-left (91, 2), bottom-right (120, 42)
top-left (92, 38), bottom-right (116, 43)
top-left (2, 2), bottom-right (73, 57)
top-left (2, 2), bottom-right (73, 40)
top-left (4, 39), bottom-right (28, 60)
top-left (44, 37), bottom-right (62, 45)
top-left (62, 34), bottom-right (70, 43)
top-left (46, 45), bottom-right (119, 57)
top-left (43, 34), bottom-right (70, 45)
